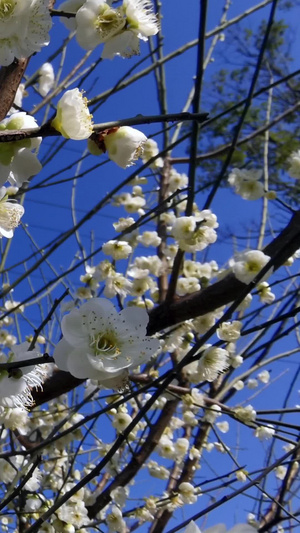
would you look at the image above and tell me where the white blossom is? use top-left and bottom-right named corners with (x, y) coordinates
top-left (0, 113), bottom-right (42, 187)
top-left (275, 465), bottom-right (287, 480)
top-left (51, 89), bottom-right (93, 140)
top-left (236, 470), bottom-right (247, 482)
top-left (59, 0), bottom-right (85, 30)
top-left (104, 273), bottom-right (133, 299)
top-left (76, 0), bottom-right (126, 50)
top-left (107, 505), bottom-right (126, 532)
top-left (178, 482), bottom-right (198, 504)
top-left (257, 370), bottom-right (270, 384)
top-left (53, 298), bottom-right (160, 382)
top-left (0, 188), bottom-right (24, 238)
top-left (112, 411), bottom-right (132, 431)
top-left (0, 406), bottom-right (28, 432)
top-left (197, 346), bottom-right (230, 382)
top-left (228, 168), bottom-right (264, 200)
top-left (168, 169), bottom-right (188, 192)
top-left (0, 0), bottom-right (52, 66)
top-left (287, 149), bottom-right (300, 179)
top-left (217, 321), bottom-right (242, 341)
top-left (177, 277), bottom-right (201, 296)
top-left (247, 379), bottom-right (258, 389)
top-left (172, 212), bottom-right (218, 253)
top-left (113, 217), bottom-right (135, 232)
top-left (103, 126), bottom-right (147, 168)
top-left (216, 420), bottom-right (229, 433)
top-left (232, 379), bottom-right (244, 390)
top-left (174, 437), bottom-right (189, 458)
top-left (231, 250), bottom-right (272, 284)
top-left (102, 240), bottom-right (132, 260)
top-left (234, 405), bottom-right (256, 425)
top-left (0, 342), bottom-right (44, 409)
top-left (254, 424), bottom-right (275, 440)
top-left (147, 460), bottom-right (169, 479)
top-left (99, 0), bottom-right (159, 58)
top-left (257, 282), bottom-right (275, 304)
top-left (38, 62), bottom-right (55, 96)
top-left (137, 231), bottom-right (161, 247)
top-left (141, 138), bottom-right (163, 168)
top-left (204, 404), bottom-right (222, 424)
top-left (157, 434), bottom-right (175, 459)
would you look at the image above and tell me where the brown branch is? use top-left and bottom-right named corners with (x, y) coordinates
top-left (87, 399), bottom-right (178, 518)
top-left (0, 112), bottom-right (209, 143)
top-left (0, 58), bottom-right (29, 121)
top-left (150, 422), bottom-right (211, 533)
top-left (259, 448), bottom-right (300, 531)
top-left (147, 208), bottom-right (300, 335)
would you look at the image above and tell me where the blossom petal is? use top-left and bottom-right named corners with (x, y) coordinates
top-left (53, 338), bottom-right (73, 372)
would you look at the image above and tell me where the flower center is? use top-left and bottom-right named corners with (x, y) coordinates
top-left (0, 202), bottom-right (23, 229)
top-left (247, 260), bottom-right (259, 273)
top-left (90, 332), bottom-right (121, 359)
top-left (0, 0), bottom-right (15, 19)
top-left (95, 6), bottom-right (125, 42)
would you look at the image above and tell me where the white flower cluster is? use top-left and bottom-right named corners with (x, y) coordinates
top-left (0, 0), bottom-right (52, 66)
top-left (64, 0), bottom-right (159, 58)
top-left (172, 210), bottom-right (218, 252)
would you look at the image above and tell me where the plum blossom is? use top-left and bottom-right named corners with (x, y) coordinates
top-left (231, 250), bottom-right (272, 284)
top-left (197, 346), bottom-right (230, 382)
top-left (0, 342), bottom-right (44, 409)
top-left (178, 482), bottom-right (198, 504)
top-left (59, 0), bottom-right (85, 30)
top-left (53, 298), bottom-right (160, 383)
top-left (257, 281), bottom-right (275, 304)
top-left (51, 89), bottom-right (93, 140)
top-left (103, 126), bottom-right (147, 168)
top-left (234, 405), bottom-right (256, 425)
top-left (0, 187), bottom-right (24, 239)
top-left (172, 211), bottom-right (218, 253)
top-left (287, 149), bottom-right (300, 179)
top-left (228, 168), bottom-right (264, 200)
top-left (0, 113), bottom-right (42, 187)
top-left (103, 0), bottom-right (159, 58)
top-left (76, 0), bottom-right (158, 58)
top-left (38, 62), bottom-right (55, 96)
top-left (76, 0), bottom-right (126, 50)
top-left (102, 240), bottom-right (132, 260)
top-left (137, 231), bottom-right (161, 247)
top-left (217, 321), bottom-right (242, 341)
top-left (257, 370), bottom-right (270, 384)
top-left (141, 138), bottom-right (163, 168)
top-left (254, 424), bottom-right (275, 440)
top-left (0, 0), bottom-right (52, 66)
top-left (106, 505), bottom-right (126, 533)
